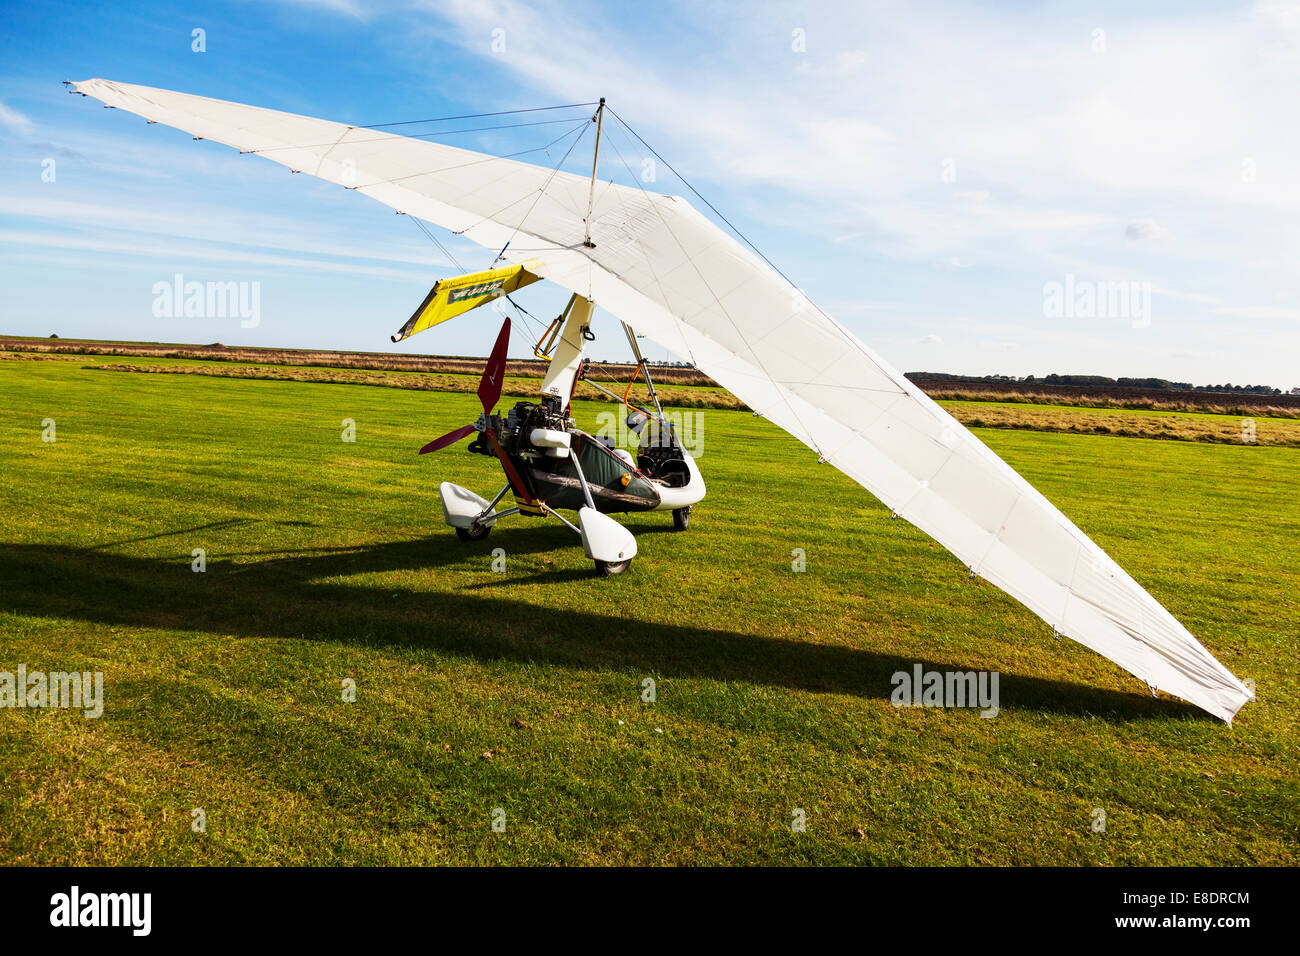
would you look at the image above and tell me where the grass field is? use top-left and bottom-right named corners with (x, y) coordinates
top-left (1, 355), bottom-right (1297, 865)
top-left (942, 400), bottom-right (1300, 446)
top-left (18, 351), bottom-right (1300, 446)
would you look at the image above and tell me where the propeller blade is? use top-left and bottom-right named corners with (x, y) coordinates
top-left (419, 318), bottom-right (510, 455)
top-left (477, 317), bottom-right (511, 413)
top-left (418, 424), bottom-right (476, 455)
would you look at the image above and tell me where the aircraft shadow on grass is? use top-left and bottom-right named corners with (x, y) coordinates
top-left (0, 529), bottom-right (1204, 724)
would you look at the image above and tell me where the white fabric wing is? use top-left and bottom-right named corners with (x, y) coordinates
top-left (72, 78), bottom-right (1253, 721)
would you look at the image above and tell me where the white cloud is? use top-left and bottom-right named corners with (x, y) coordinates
top-left (273, 0), bottom-right (370, 19)
top-left (1153, 286), bottom-right (1221, 305)
top-left (1126, 219), bottom-right (1173, 241)
top-left (0, 229), bottom-right (433, 280)
top-left (794, 48), bottom-right (869, 77)
top-left (0, 190), bottom-right (471, 269)
top-left (1211, 305), bottom-right (1300, 321)
top-left (0, 100), bottom-right (33, 135)
top-left (417, 0), bottom-right (1241, 261)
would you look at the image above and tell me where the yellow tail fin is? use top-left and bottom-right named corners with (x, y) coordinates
top-left (391, 261), bottom-right (542, 343)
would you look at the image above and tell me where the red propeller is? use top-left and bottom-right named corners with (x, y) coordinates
top-left (419, 317), bottom-right (511, 455)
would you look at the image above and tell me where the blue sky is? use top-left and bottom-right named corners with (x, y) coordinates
top-left (2, 0), bottom-right (1298, 388)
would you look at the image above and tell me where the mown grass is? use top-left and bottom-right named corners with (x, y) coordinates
top-left (924, 386), bottom-right (1300, 418)
top-left (0, 337), bottom-right (718, 385)
top-left (87, 360), bottom-right (739, 411)
top-left (0, 356), bottom-right (1297, 865)
top-left (9, 337), bottom-right (1295, 414)
top-left (75, 355), bottom-right (1300, 445)
top-left (942, 400), bottom-right (1300, 447)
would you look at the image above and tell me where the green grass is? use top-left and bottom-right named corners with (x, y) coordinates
top-left (1, 356), bottom-right (1297, 865)
top-left (938, 399), bottom-right (1300, 445)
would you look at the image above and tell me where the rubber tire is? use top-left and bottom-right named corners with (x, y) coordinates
top-left (595, 558), bottom-right (631, 576)
top-left (455, 523), bottom-right (491, 542)
top-left (672, 507), bottom-right (691, 531)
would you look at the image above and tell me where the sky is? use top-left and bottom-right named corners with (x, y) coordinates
top-left (1, 0), bottom-right (1298, 389)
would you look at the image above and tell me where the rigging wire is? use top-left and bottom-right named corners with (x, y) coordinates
top-left (598, 127), bottom-right (700, 367)
top-left (349, 118), bottom-right (590, 191)
top-left (501, 118), bottom-right (592, 248)
top-left (598, 111), bottom-right (826, 453)
top-left (327, 97), bottom-right (922, 468)
top-left (383, 99), bottom-right (868, 430)
top-left (453, 116), bottom-right (592, 243)
top-left (410, 215), bottom-right (464, 271)
top-left (389, 98), bottom-right (863, 392)
top-left (606, 103), bottom-right (913, 477)
top-left (358, 102), bottom-right (599, 129)
top-left (406, 214), bottom-right (545, 341)
top-left (606, 105), bottom-right (908, 405)
top-left (480, 117), bottom-right (600, 336)
top-left (244, 115), bottom-right (595, 156)
top-left (606, 107), bottom-right (798, 301)
top-left (396, 114), bottom-right (592, 343)
top-left (383, 117), bottom-right (591, 229)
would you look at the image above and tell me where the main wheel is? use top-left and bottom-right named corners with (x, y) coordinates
top-left (672, 507), bottom-right (691, 531)
top-left (595, 558), bottom-right (632, 576)
top-left (454, 522), bottom-right (491, 542)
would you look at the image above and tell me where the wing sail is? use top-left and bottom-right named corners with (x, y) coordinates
top-left (71, 78), bottom-right (1253, 721)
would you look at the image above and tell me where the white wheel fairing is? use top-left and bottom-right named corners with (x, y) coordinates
top-left (439, 482), bottom-right (497, 529)
top-left (578, 507), bottom-right (638, 562)
top-left (650, 452), bottom-right (706, 510)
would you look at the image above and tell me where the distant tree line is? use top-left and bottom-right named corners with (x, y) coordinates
top-left (906, 372), bottom-right (1286, 396)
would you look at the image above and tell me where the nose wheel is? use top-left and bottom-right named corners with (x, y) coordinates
top-left (672, 507), bottom-right (691, 531)
top-left (595, 558), bottom-right (632, 576)
top-left (455, 522), bottom-right (492, 542)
